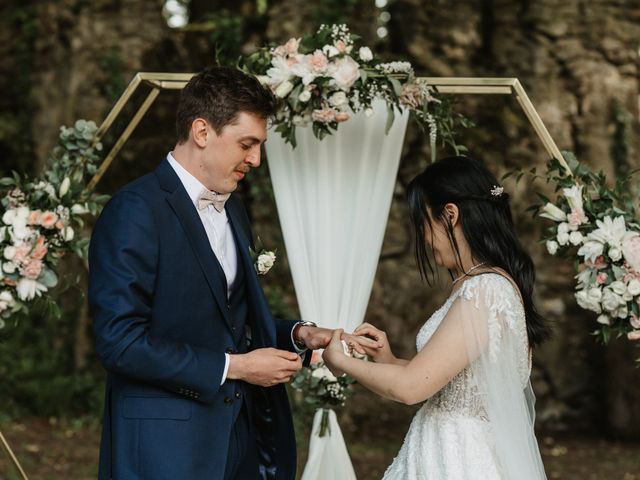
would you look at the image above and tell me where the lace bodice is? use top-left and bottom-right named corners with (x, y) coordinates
top-left (415, 273), bottom-right (530, 418)
top-left (383, 273), bottom-right (538, 480)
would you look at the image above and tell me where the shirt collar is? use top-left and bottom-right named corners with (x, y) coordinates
top-left (166, 152), bottom-right (209, 208)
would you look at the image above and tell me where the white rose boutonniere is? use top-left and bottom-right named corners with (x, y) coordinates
top-left (249, 238), bottom-right (276, 276)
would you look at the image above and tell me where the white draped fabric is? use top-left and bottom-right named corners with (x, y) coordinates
top-left (301, 409), bottom-right (357, 480)
top-left (265, 100), bottom-right (410, 332)
top-left (266, 99), bottom-right (410, 480)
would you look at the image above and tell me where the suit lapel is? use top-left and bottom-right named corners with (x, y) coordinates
top-left (156, 160), bottom-right (233, 330)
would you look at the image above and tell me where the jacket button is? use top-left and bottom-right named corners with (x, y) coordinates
top-left (224, 397), bottom-right (233, 405)
top-left (234, 392), bottom-right (242, 399)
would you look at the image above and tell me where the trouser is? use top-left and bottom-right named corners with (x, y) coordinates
top-left (224, 402), bottom-right (259, 480)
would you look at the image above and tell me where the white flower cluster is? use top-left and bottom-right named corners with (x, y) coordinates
top-left (540, 183), bottom-right (640, 340)
top-left (375, 61), bottom-right (414, 74)
top-left (0, 187), bottom-right (89, 324)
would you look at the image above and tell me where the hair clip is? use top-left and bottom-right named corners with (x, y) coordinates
top-left (490, 185), bottom-right (504, 197)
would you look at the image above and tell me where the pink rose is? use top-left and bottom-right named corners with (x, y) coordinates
top-left (335, 111), bottom-right (351, 123)
top-left (13, 244), bottom-right (31, 265)
top-left (567, 209), bottom-right (587, 227)
top-left (628, 330), bottom-right (640, 341)
top-left (329, 56), bottom-right (360, 90)
top-left (311, 107), bottom-right (337, 123)
top-left (596, 272), bottom-right (608, 285)
top-left (55, 220), bottom-right (65, 230)
top-left (622, 233), bottom-right (640, 273)
top-left (28, 210), bottom-right (42, 225)
top-left (40, 211), bottom-right (58, 229)
top-left (586, 255), bottom-right (608, 270)
top-left (309, 50), bottom-right (328, 72)
top-left (32, 236), bottom-right (48, 261)
top-left (335, 40), bottom-right (347, 53)
top-left (21, 259), bottom-right (43, 280)
top-left (284, 37), bottom-right (300, 55)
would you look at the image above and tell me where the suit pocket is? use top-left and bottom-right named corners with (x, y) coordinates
top-left (122, 396), bottom-right (192, 420)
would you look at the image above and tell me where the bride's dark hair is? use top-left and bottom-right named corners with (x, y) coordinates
top-left (407, 155), bottom-right (551, 347)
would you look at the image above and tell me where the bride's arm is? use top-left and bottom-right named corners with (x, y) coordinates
top-left (323, 298), bottom-right (485, 405)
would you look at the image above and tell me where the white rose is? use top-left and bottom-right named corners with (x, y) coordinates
top-left (608, 246), bottom-right (622, 261)
top-left (358, 46), bottom-right (373, 62)
top-left (298, 90), bottom-right (311, 102)
top-left (546, 240), bottom-right (559, 255)
top-left (614, 304), bottom-right (628, 319)
top-left (322, 45), bottom-right (340, 58)
top-left (61, 226), bottom-right (75, 242)
top-left (59, 177), bottom-right (70, 197)
top-left (569, 231), bottom-right (584, 246)
top-left (256, 251), bottom-right (276, 275)
top-left (311, 365), bottom-right (337, 382)
top-left (329, 55), bottom-right (360, 90)
top-left (627, 279), bottom-right (640, 296)
top-left (0, 290), bottom-right (14, 305)
top-left (71, 204), bottom-right (88, 215)
top-left (610, 281), bottom-right (626, 295)
top-left (575, 288), bottom-right (602, 313)
top-left (602, 288), bottom-right (623, 312)
top-left (330, 91), bottom-right (348, 107)
top-left (2, 262), bottom-right (16, 274)
top-left (2, 209), bottom-right (17, 226)
top-left (540, 203), bottom-right (567, 222)
top-left (558, 222), bottom-right (570, 235)
top-left (557, 231), bottom-right (570, 246)
top-left (596, 314), bottom-right (611, 325)
top-left (3, 246), bottom-right (16, 260)
top-left (274, 81), bottom-right (294, 98)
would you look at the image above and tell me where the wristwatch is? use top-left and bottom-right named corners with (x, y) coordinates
top-left (293, 320), bottom-right (317, 349)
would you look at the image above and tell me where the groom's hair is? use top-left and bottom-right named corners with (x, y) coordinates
top-left (175, 66), bottom-right (278, 143)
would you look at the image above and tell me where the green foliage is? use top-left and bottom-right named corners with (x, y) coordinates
top-left (0, 305), bottom-right (103, 418)
top-left (98, 47), bottom-right (127, 102)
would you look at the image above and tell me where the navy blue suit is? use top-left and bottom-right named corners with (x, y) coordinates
top-left (89, 159), bottom-right (301, 479)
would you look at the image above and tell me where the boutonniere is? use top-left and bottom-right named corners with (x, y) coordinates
top-left (249, 237), bottom-right (276, 275)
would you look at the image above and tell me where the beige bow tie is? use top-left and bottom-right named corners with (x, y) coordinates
top-left (197, 190), bottom-right (230, 212)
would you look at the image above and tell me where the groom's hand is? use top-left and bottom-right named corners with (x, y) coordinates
top-left (226, 348), bottom-right (302, 387)
top-left (295, 325), bottom-right (333, 350)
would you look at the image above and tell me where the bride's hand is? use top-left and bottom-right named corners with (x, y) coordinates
top-left (322, 329), bottom-right (348, 376)
top-left (353, 322), bottom-right (397, 363)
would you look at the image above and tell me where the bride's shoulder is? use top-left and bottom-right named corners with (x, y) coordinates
top-left (456, 272), bottom-right (520, 305)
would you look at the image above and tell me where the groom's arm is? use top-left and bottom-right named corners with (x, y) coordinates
top-left (89, 191), bottom-right (225, 404)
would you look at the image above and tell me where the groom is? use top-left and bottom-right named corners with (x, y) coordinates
top-left (89, 66), bottom-right (335, 479)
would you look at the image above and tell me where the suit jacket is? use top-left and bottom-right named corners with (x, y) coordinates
top-left (89, 159), bottom-right (302, 479)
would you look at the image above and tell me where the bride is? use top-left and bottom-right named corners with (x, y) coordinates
top-left (323, 155), bottom-right (550, 479)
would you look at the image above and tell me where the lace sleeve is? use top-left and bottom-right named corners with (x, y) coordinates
top-left (453, 273), bottom-right (546, 479)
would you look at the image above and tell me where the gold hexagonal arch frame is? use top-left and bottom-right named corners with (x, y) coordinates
top-left (1, 74), bottom-right (571, 480)
top-left (86, 73), bottom-right (571, 190)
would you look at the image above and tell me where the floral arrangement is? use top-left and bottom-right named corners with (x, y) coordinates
top-left (0, 120), bottom-right (107, 328)
top-left (290, 351), bottom-right (356, 436)
top-left (239, 24), bottom-right (466, 155)
top-left (249, 238), bottom-right (276, 275)
top-left (523, 152), bottom-right (640, 348)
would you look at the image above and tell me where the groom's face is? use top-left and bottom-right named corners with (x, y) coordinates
top-left (201, 112), bottom-right (267, 194)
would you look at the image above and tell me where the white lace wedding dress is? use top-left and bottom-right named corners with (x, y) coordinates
top-left (383, 273), bottom-right (547, 479)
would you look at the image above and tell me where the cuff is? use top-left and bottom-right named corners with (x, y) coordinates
top-left (220, 353), bottom-right (230, 385)
top-left (291, 323), bottom-right (308, 354)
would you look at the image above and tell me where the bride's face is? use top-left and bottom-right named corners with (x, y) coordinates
top-left (424, 207), bottom-right (457, 269)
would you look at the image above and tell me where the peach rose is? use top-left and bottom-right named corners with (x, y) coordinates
top-left (55, 220), bottom-right (65, 230)
top-left (21, 259), bottom-right (42, 280)
top-left (627, 330), bottom-right (640, 341)
top-left (40, 211), bottom-right (58, 229)
top-left (284, 37), bottom-right (300, 55)
top-left (31, 237), bottom-right (48, 261)
top-left (309, 50), bottom-right (328, 72)
top-left (28, 210), bottom-right (42, 225)
top-left (13, 244), bottom-right (31, 265)
top-left (335, 111), bottom-right (351, 122)
top-left (335, 40), bottom-right (347, 53)
top-left (311, 107), bottom-right (337, 123)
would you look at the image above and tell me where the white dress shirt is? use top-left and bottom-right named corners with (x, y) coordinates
top-left (167, 153), bottom-right (305, 387)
